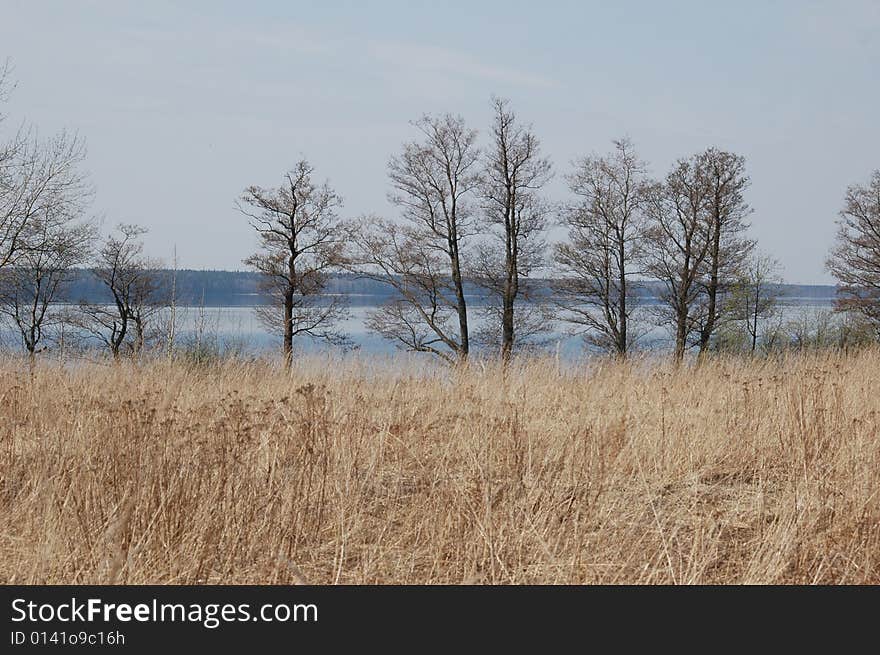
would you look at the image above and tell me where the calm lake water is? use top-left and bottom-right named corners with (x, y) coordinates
top-left (0, 299), bottom-right (838, 360)
top-left (148, 300), bottom-right (838, 360)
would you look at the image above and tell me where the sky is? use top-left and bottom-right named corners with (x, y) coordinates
top-left (1, 0), bottom-right (878, 284)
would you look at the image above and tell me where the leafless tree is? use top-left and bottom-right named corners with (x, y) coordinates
top-left (475, 98), bottom-right (552, 361)
top-left (349, 114), bottom-right (481, 362)
top-left (238, 160), bottom-right (349, 367)
top-left (643, 149), bottom-right (756, 361)
top-left (0, 213), bottom-right (95, 362)
top-left (0, 121), bottom-right (94, 361)
top-left (727, 252), bottom-right (783, 353)
top-left (553, 138), bottom-right (648, 356)
top-left (0, 60), bottom-right (28, 271)
top-left (826, 170), bottom-right (880, 338)
top-left (643, 156), bottom-right (714, 361)
top-left (694, 148), bottom-right (754, 355)
top-left (350, 218), bottom-right (454, 362)
top-left (0, 61), bottom-right (29, 270)
top-left (1, 130), bottom-right (90, 273)
top-left (76, 224), bottom-right (164, 358)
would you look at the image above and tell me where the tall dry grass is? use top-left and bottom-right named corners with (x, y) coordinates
top-left (1, 349), bottom-right (878, 584)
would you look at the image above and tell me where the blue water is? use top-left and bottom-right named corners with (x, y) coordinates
top-left (0, 300), bottom-right (838, 360)
top-left (142, 301), bottom-right (838, 359)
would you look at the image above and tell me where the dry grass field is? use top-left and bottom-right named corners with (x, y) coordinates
top-left (1, 348), bottom-right (878, 584)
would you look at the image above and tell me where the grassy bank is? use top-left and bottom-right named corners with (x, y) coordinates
top-left (1, 349), bottom-right (878, 584)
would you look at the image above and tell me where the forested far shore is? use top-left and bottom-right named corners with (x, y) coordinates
top-left (61, 268), bottom-right (838, 307)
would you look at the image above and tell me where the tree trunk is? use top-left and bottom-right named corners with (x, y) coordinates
top-left (699, 201), bottom-right (723, 356)
top-left (134, 316), bottom-right (145, 356)
top-left (283, 288), bottom-right (293, 370)
top-left (674, 254), bottom-right (690, 363)
top-left (449, 242), bottom-right (469, 362)
top-left (501, 294), bottom-right (515, 362)
top-left (618, 239), bottom-right (628, 357)
top-left (501, 233), bottom-right (517, 362)
top-left (674, 306), bottom-right (687, 363)
top-left (751, 285), bottom-right (760, 353)
top-left (111, 320), bottom-right (126, 360)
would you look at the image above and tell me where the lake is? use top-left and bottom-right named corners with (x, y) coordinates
top-left (0, 298), bottom-right (840, 360)
top-left (145, 299), bottom-right (839, 360)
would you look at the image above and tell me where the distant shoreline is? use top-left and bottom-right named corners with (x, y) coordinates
top-left (62, 268), bottom-right (840, 307)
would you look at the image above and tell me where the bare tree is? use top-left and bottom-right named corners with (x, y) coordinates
top-left (1, 64), bottom-right (93, 284)
top-left (728, 252), bottom-right (782, 353)
top-left (349, 114), bottom-right (481, 362)
top-left (0, 60), bottom-right (29, 271)
top-left (238, 160), bottom-right (349, 367)
top-left (694, 148), bottom-right (754, 355)
top-left (0, 121), bottom-right (94, 361)
top-left (826, 170), bottom-right (880, 338)
top-left (76, 224), bottom-right (163, 358)
top-left (476, 98), bottom-right (552, 361)
top-left (128, 263), bottom-right (165, 353)
top-left (349, 217), bottom-right (461, 362)
top-left (1, 130), bottom-right (89, 273)
top-left (0, 213), bottom-right (95, 362)
top-left (553, 138), bottom-right (647, 356)
top-left (0, 62), bottom-right (32, 270)
top-left (471, 182), bottom-right (555, 362)
top-left (643, 156), bottom-right (714, 362)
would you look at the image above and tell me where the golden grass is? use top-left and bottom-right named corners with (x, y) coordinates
top-left (1, 348), bottom-right (878, 584)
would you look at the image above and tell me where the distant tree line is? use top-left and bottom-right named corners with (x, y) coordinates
top-left (16, 267), bottom-right (840, 309)
top-left (1, 60), bottom-right (877, 366)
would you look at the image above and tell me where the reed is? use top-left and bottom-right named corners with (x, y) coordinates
top-left (1, 349), bottom-right (878, 584)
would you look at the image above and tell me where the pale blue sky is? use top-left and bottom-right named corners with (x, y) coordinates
top-left (1, 0), bottom-right (878, 282)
